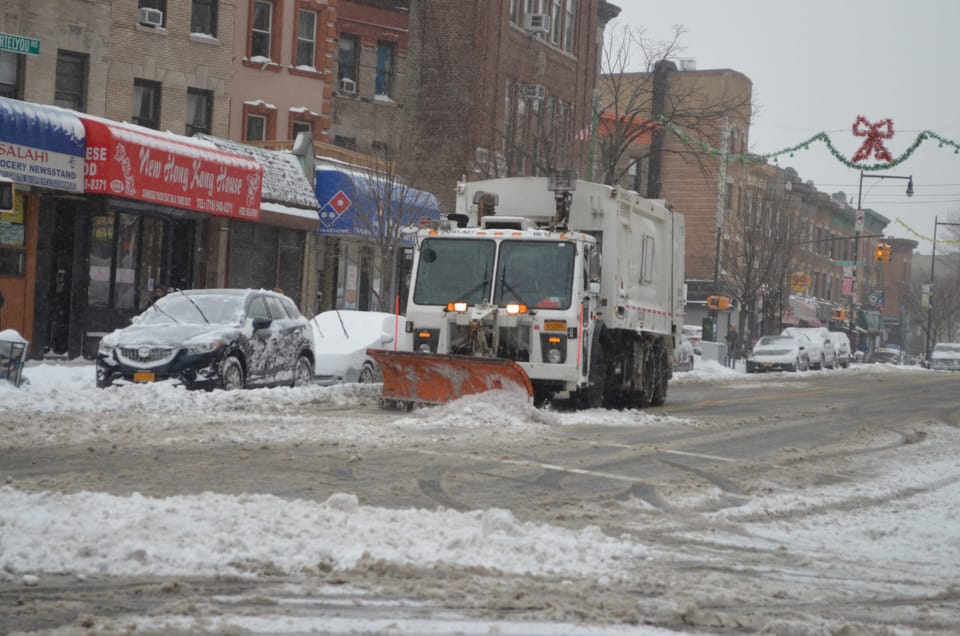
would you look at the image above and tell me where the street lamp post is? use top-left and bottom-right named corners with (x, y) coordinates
top-left (925, 217), bottom-right (960, 364)
top-left (852, 170), bottom-right (913, 346)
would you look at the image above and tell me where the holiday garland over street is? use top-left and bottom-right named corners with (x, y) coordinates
top-left (658, 114), bottom-right (960, 172)
top-left (656, 114), bottom-right (960, 244)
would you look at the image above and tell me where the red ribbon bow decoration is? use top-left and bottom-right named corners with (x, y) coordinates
top-left (851, 115), bottom-right (895, 163)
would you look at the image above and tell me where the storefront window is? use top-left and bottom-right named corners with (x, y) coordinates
top-left (88, 213), bottom-right (141, 310)
top-left (0, 193), bottom-right (25, 275)
top-left (89, 213), bottom-right (115, 306)
top-left (229, 220), bottom-right (278, 290)
top-left (116, 214), bottom-right (139, 310)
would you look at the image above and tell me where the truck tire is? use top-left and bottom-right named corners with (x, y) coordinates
top-left (650, 345), bottom-right (670, 406)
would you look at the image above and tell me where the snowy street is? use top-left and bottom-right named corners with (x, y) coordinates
top-left (1, 360), bottom-right (958, 635)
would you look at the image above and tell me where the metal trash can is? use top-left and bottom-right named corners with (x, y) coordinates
top-left (0, 328), bottom-right (28, 388)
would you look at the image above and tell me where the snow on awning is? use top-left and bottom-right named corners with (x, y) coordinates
top-left (0, 97), bottom-right (85, 193)
top-left (80, 116), bottom-right (262, 220)
top-left (194, 134), bottom-right (319, 210)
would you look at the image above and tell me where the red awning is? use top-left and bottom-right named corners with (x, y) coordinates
top-left (80, 116), bottom-right (263, 220)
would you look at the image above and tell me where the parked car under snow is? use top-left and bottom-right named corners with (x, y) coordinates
top-left (309, 310), bottom-right (407, 384)
top-left (96, 289), bottom-right (315, 390)
top-left (746, 334), bottom-right (811, 373)
top-left (930, 342), bottom-right (960, 371)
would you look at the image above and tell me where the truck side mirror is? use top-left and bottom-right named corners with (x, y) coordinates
top-left (587, 250), bottom-right (601, 284)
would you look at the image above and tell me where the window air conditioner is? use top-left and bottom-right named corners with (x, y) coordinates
top-left (522, 84), bottom-right (545, 100)
top-left (138, 7), bottom-right (164, 27)
top-left (339, 78), bottom-right (357, 95)
top-left (524, 13), bottom-right (550, 34)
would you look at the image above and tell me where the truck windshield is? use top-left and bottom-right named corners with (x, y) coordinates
top-left (494, 241), bottom-right (575, 309)
top-left (413, 238), bottom-right (495, 306)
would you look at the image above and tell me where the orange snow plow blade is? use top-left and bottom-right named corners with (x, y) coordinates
top-left (367, 349), bottom-right (534, 406)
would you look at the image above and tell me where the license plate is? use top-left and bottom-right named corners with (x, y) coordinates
top-left (762, 363), bottom-right (773, 368)
top-left (543, 320), bottom-right (567, 332)
top-left (133, 371), bottom-right (156, 383)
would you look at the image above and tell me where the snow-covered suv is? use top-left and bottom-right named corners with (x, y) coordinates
top-left (782, 327), bottom-right (837, 370)
top-left (930, 342), bottom-right (960, 371)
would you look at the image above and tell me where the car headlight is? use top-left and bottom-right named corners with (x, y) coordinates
top-left (186, 338), bottom-right (224, 355)
top-left (98, 336), bottom-right (117, 355)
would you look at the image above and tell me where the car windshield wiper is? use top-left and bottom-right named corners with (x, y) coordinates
top-left (149, 300), bottom-right (181, 324)
top-left (335, 310), bottom-right (349, 339)
top-left (175, 289), bottom-right (210, 324)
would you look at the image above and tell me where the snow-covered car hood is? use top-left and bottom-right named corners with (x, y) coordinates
top-left (102, 323), bottom-right (242, 348)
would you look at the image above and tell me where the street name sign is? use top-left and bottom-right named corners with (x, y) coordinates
top-left (0, 33), bottom-right (40, 56)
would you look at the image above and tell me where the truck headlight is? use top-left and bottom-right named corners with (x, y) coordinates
top-left (540, 334), bottom-right (567, 364)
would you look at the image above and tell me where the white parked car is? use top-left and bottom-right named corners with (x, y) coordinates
top-left (681, 325), bottom-right (703, 355)
top-left (673, 332), bottom-right (695, 372)
top-left (929, 342), bottom-right (960, 371)
top-left (782, 327), bottom-right (837, 370)
top-left (746, 334), bottom-right (811, 373)
top-left (827, 331), bottom-right (852, 368)
top-left (309, 310), bottom-right (407, 384)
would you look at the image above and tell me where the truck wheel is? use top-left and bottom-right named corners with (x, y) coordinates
top-left (650, 346), bottom-right (670, 406)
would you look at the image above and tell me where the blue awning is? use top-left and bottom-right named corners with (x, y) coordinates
top-left (315, 165), bottom-right (441, 241)
top-left (0, 97), bottom-right (85, 192)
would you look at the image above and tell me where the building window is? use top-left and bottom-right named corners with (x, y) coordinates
top-left (550, 0), bottom-right (562, 45)
top-left (338, 34), bottom-right (359, 83)
top-left (292, 120), bottom-right (311, 139)
top-left (186, 88), bottom-right (213, 136)
top-left (191, 0), bottom-right (218, 36)
top-left (565, 0), bottom-right (576, 52)
top-left (243, 102), bottom-right (276, 142)
top-left (333, 136), bottom-right (356, 151)
top-left (55, 50), bottom-right (87, 111)
top-left (295, 9), bottom-right (317, 68)
top-left (0, 52), bottom-right (23, 99)
top-left (375, 41), bottom-right (395, 97)
top-left (251, 0), bottom-right (273, 59)
top-left (246, 114), bottom-right (266, 141)
top-left (510, 0), bottom-right (520, 24)
top-left (138, 0), bottom-right (167, 28)
top-left (132, 78), bottom-right (161, 129)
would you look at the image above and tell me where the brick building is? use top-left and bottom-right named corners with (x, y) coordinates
top-left (404, 0), bottom-right (621, 210)
top-left (231, 0), bottom-right (336, 145)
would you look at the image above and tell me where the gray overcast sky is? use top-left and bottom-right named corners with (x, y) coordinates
top-left (611, 0), bottom-right (960, 254)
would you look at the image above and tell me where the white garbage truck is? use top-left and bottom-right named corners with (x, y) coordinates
top-left (368, 175), bottom-right (685, 409)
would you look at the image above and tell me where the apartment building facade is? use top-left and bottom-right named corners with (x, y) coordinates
top-left (0, 1), bottom-right (322, 360)
top-left (404, 0), bottom-right (621, 210)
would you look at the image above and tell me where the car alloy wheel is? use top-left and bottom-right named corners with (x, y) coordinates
top-left (358, 363), bottom-right (379, 383)
top-left (220, 355), bottom-right (245, 390)
top-left (292, 354), bottom-right (312, 387)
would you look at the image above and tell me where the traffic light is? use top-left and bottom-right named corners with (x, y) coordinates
top-left (874, 242), bottom-right (892, 263)
top-left (706, 295), bottom-right (731, 311)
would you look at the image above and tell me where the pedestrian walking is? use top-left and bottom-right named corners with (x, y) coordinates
top-left (725, 325), bottom-right (738, 368)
